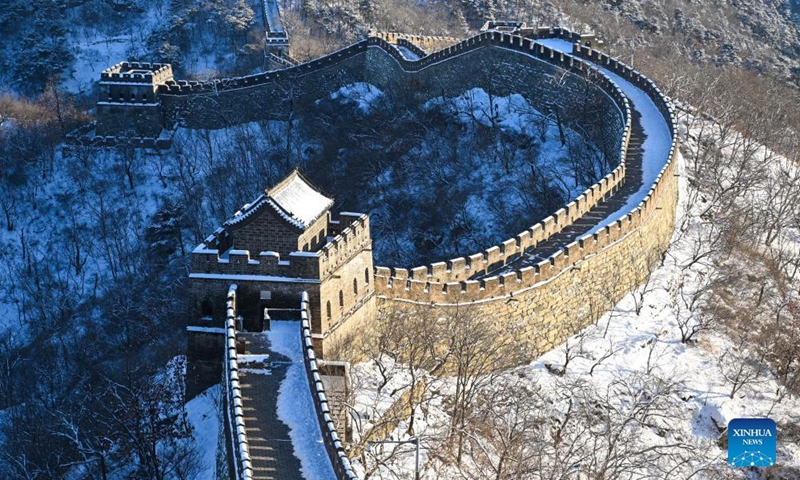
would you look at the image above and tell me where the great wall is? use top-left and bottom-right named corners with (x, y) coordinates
top-left (81, 19), bottom-right (679, 480)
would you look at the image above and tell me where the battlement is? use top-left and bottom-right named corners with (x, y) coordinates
top-left (480, 20), bottom-right (527, 32)
top-left (191, 211), bottom-right (369, 282)
top-left (191, 244), bottom-right (322, 279)
top-left (319, 213), bottom-right (371, 279)
top-left (100, 61), bottom-right (174, 85)
top-left (375, 35), bottom-right (679, 306)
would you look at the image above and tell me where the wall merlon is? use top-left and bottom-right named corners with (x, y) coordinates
top-left (447, 257), bottom-right (467, 279)
top-left (516, 230), bottom-right (533, 252)
top-left (550, 250), bottom-right (566, 270)
top-left (410, 266), bottom-right (429, 280)
top-left (485, 245), bottom-right (502, 265)
top-left (541, 216), bottom-right (556, 237)
top-left (563, 241), bottom-right (580, 260)
top-left (529, 223), bottom-right (544, 246)
top-left (392, 268), bottom-right (408, 280)
top-left (500, 271), bottom-right (519, 287)
top-left (429, 262), bottom-right (448, 282)
top-left (467, 253), bottom-right (486, 274)
top-left (535, 259), bottom-right (552, 281)
top-left (464, 280), bottom-right (481, 296)
top-left (408, 280), bottom-right (426, 296)
top-left (501, 238), bottom-right (518, 258)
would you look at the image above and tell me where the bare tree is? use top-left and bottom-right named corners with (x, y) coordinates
top-left (443, 307), bottom-right (525, 464)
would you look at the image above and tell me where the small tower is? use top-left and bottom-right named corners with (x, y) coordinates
top-left (95, 62), bottom-right (174, 138)
top-left (188, 170), bottom-right (375, 373)
top-left (262, 0), bottom-right (291, 67)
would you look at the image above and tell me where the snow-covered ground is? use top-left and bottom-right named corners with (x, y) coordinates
top-left (350, 131), bottom-right (800, 478)
top-left (185, 385), bottom-right (221, 480)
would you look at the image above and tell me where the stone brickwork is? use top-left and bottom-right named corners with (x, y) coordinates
top-left (189, 173), bottom-right (376, 360)
top-left (95, 62), bottom-right (173, 137)
top-left (173, 26), bottom-right (681, 479)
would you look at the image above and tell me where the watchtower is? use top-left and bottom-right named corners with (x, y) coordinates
top-left (262, 0), bottom-right (291, 66)
top-left (188, 170), bottom-right (376, 365)
top-left (95, 62), bottom-right (173, 137)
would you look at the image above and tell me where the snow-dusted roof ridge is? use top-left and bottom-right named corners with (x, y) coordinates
top-left (225, 193), bottom-right (268, 227)
top-left (267, 170), bottom-right (334, 229)
top-left (220, 170), bottom-right (333, 231)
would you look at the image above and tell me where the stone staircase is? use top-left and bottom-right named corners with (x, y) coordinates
top-left (495, 108), bottom-right (646, 271)
top-left (237, 332), bottom-right (304, 480)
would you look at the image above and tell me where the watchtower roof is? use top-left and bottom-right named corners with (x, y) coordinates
top-left (268, 170), bottom-right (333, 226)
top-left (225, 170), bottom-right (333, 230)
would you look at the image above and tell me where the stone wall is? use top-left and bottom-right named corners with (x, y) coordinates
top-left (298, 293), bottom-right (360, 480)
top-left (372, 38), bottom-right (680, 359)
top-left (179, 28), bottom-right (677, 369)
top-left (317, 214), bottom-right (376, 357)
top-left (373, 159), bottom-right (677, 356)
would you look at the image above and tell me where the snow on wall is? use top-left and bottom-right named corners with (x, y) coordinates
top-left (221, 285), bottom-right (255, 480)
top-left (266, 313), bottom-right (341, 480)
top-left (297, 292), bottom-right (360, 479)
top-left (374, 33), bottom-right (679, 306)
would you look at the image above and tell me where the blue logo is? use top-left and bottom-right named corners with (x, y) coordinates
top-left (728, 418), bottom-right (776, 467)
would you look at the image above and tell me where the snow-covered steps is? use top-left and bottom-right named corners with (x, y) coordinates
top-left (490, 37), bottom-right (674, 275)
top-left (235, 324), bottom-right (336, 480)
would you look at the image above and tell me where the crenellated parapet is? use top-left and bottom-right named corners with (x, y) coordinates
top-left (95, 61), bottom-right (174, 138)
top-left (374, 36), bottom-right (679, 312)
top-left (100, 61), bottom-right (174, 84)
top-left (319, 213), bottom-right (371, 279)
top-left (190, 212), bottom-right (370, 282)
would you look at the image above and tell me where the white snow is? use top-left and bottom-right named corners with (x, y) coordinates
top-left (185, 385), bottom-right (221, 480)
top-left (397, 46), bottom-right (420, 61)
top-left (328, 83), bottom-right (385, 114)
top-left (534, 38), bottom-right (674, 235)
top-left (269, 174), bottom-right (334, 228)
top-left (266, 321), bottom-right (337, 480)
